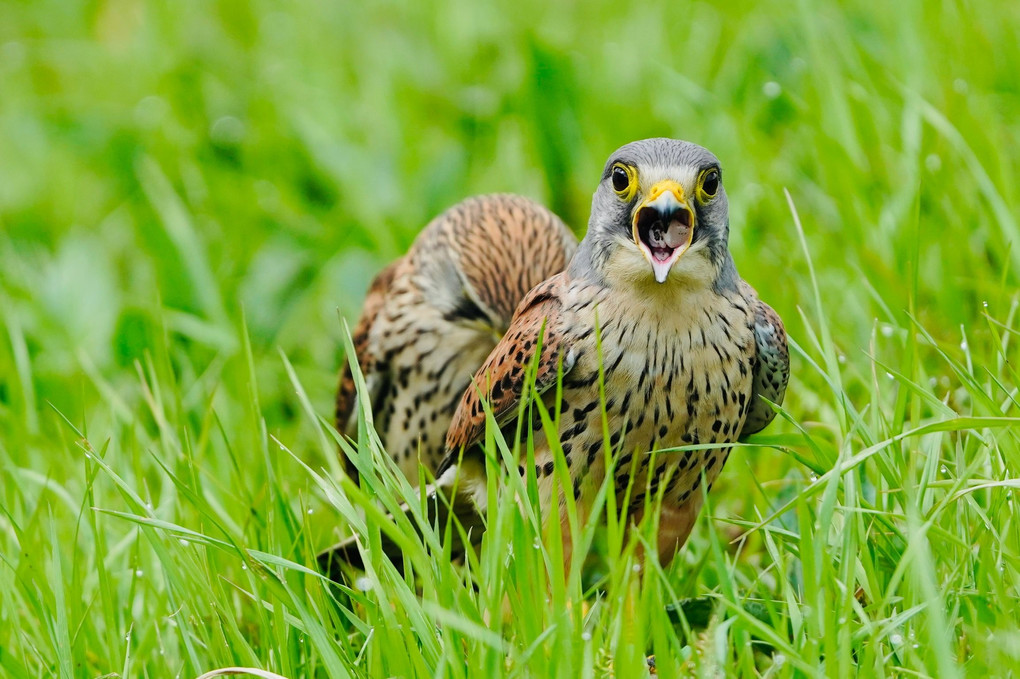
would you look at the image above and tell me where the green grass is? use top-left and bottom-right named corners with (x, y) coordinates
top-left (2, 0), bottom-right (1020, 676)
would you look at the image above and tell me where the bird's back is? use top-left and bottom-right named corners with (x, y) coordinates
top-left (336, 194), bottom-right (577, 482)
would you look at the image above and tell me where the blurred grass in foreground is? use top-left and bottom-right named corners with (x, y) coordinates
top-left (1, 0), bottom-right (1019, 676)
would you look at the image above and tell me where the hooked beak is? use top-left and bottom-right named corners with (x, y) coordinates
top-left (631, 180), bottom-right (695, 283)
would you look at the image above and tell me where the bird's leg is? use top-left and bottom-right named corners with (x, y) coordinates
top-left (539, 487), bottom-right (592, 581)
top-left (537, 500), bottom-right (578, 579)
top-left (557, 507), bottom-right (576, 577)
top-left (628, 497), bottom-right (703, 568)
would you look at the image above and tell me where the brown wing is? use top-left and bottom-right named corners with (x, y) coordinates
top-left (335, 259), bottom-right (400, 446)
top-left (444, 273), bottom-right (575, 456)
top-left (739, 287), bottom-right (790, 438)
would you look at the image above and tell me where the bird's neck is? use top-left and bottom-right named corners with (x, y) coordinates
top-left (571, 236), bottom-right (733, 302)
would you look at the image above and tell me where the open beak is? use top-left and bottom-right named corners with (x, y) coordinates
top-left (631, 180), bottom-right (695, 283)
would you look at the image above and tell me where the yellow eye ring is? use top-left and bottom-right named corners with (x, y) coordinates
top-left (610, 163), bottom-right (638, 201)
top-left (697, 168), bottom-right (721, 202)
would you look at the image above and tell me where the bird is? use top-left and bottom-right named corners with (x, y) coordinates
top-left (322, 138), bottom-right (788, 574)
top-left (334, 193), bottom-right (577, 485)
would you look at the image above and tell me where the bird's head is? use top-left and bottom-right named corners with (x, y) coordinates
top-left (572, 138), bottom-right (732, 290)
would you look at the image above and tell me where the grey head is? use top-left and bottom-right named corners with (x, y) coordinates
top-left (568, 138), bottom-right (737, 292)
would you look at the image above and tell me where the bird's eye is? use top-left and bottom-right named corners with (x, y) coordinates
top-left (700, 169), bottom-right (720, 199)
top-left (610, 163), bottom-right (637, 200)
top-left (611, 165), bottom-right (630, 193)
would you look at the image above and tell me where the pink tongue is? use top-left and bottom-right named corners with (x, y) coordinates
top-left (651, 247), bottom-right (673, 261)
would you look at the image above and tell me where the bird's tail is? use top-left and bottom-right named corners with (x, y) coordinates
top-left (317, 466), bottom-right (486, 581)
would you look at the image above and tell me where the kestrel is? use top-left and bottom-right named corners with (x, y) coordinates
top-left (334, 193), bottom-right (577, 484)
top-left (323, 138), bottom-right (788, 572)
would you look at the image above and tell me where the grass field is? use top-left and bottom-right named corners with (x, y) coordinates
top-left (2, 0), bottom-right (1020, 676)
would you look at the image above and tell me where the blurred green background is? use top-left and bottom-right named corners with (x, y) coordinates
top-left (3, 0), bottom-right (1016, 435)
top-left (2, 0), bottom-right (1019, 676)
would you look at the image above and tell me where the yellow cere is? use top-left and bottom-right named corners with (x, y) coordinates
top-left (644, 179), bottom-right (686, 204)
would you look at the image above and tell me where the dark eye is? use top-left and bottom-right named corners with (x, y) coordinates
top-left (702, 169), bottom-right (720, 197)
top-left (611, 166), bottom-right (630, 193)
